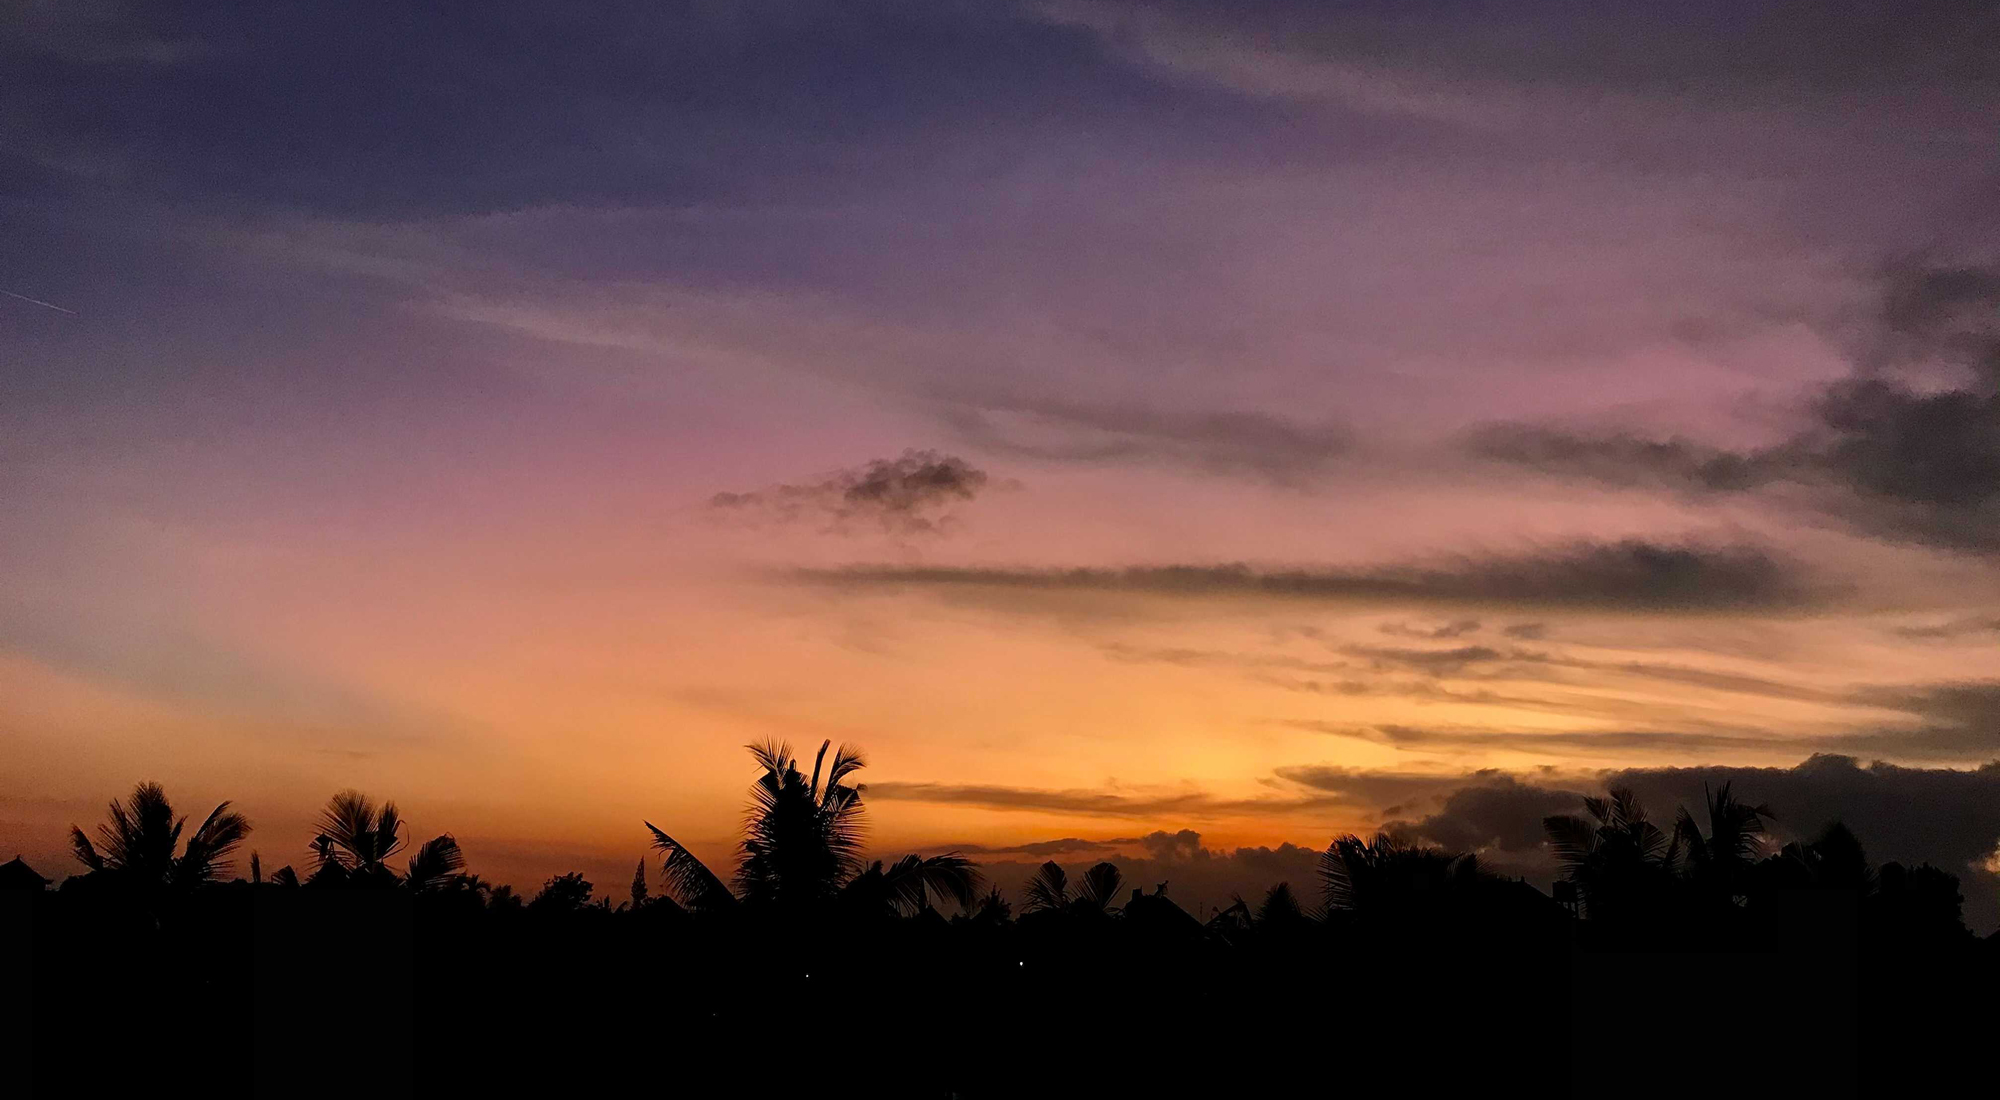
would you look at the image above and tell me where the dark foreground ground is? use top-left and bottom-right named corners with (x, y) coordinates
top-left (6, 887), bottom-right (1994, 1097)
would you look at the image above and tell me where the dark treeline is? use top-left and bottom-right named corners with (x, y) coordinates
top-left (6, 743), bottom-right (1996, 1097)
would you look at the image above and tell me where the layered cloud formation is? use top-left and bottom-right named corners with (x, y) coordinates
top-left (3, 3), bottom-right (1997, 926)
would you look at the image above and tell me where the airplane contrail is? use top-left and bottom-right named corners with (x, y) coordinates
top-left (3, 289), bottom-right (78, 315)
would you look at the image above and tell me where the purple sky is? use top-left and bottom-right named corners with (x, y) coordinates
top-left (4, 1), bottom-right (2000, 925)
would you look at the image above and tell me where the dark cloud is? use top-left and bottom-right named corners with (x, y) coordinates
top-left (1471, 261), bottom-right (2000, 554)
top-left (1378, 753), bottom-right (2000, 930)
top-left (1604, 755), bottom-right (2000, 930)
top-left (900, 751), bottom-right (2000, 928)
top-left (943, 399), bottom-right (1349, 485)
top-left (1837, 681), bottom-right (2000, 760)
top-left (1861, 680), bottom-right (2000, 726)
top-left (1892, 615), bottom-right (2000, 640)
top-left (1465, 425), bottom-right (1783, 492)
top-left (1502, 623), bottom-right (1549, 640)
top-left (792, 540), bottom-right (1825, 612)
top-left (1385, 776), bottom-right (1582, 855)
top-left (710, 450), bottom-right (992, 535)
top-left (1137, 828), bottom-right (1205, 861)
top-left (1379, 618), bottom-right (1482, 639)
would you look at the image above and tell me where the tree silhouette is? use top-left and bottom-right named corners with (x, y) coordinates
top-left (1074, 861), bottom-right (1124, 914)
top-left (844, 853), bottom-right (982, 916)
top-left (313, 791), bottom-right (465, 891)
top-left (1764, 821), bottom-right (1872, 894)
top-left (68, 781), bottom-right (249, 891)
top-left (629, 858), bottom-right (648, 909)
top-left (965, 885), bottom-right (1012, 925)
top-left (1543, 788), bottom-right (1678, 925)
top-left (643, 740), bottom-right (979, 915)
top-left (1675, 782), bottom-right (1773, 905)
top-left (1022, 861), bottom-right (1071, 914)
top-left (1255, 882), bottom-right (1306, 928)
top-left (404, 835), bottom-right (467, 892)
top-left (530, 872), bottom-right (594, 912)
top-left (1020, 860), bottom-right (1122, 916)
top-left (1319, 833), bottom-right (1488, 918)
top-left (314, 790), bottom-right (407, 885)
top-left (737, 739), bottom-right (866, 907)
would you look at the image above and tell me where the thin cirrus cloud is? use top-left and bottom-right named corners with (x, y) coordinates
top-left (873, 765), bottom-right (1543, 822)
top-left (708, 450), bottom-right (994, 536)
top-left (939, 398), bottom-right (1350, 486)
top-left (1298, 718), bottom-right (1997, 767)
top-left (789, 540), bottom-right (1828, 612)
top-left (1333, 643), bottom-right (1857, 707)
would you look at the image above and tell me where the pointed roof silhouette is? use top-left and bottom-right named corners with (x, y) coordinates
top-left (0, 856), bottom-right (49, 890)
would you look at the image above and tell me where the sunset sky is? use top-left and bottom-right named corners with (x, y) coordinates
top-left (5, 2), bottom-right (1999, 925)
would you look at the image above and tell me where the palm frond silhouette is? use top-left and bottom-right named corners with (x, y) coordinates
top-left (644, 739), bottom-right (978, 915)
top-left (1020, 859), bottom-right (1122, 916)
top-left (1675, 782), bottom-right (1774, 903)
top-left (1320, 833), bottom-right (1485, 916)
top-left (1544, 788), bottom-right (1679, 922)
top-left (312, 790), bottom-right (464, 890)
top-left (69, 781), bottom-right (249, 890)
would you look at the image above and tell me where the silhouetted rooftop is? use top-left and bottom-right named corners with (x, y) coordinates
top-left (0, 856), bottom-right (49, 890)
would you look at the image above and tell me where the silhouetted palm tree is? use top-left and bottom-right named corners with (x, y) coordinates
top-left (737, 739), bottom-right (866, 907)
top-left (314, 790), bottom-right (464, 890)
top-left (404, 835), bottom-right (467, 892)
top-left (1767, 821), bottom-right (1872, 893)
top-left (1256, 882), bottom-right (1306, 927)
top-left (844, 853), bottom-right (982, 916)
top-left (966, 885), bottom-right (1012, 925)
top-left (69, 781), bottom-right (249, 891)
top-left (1074, 861), bottom-right (1124, 913)
top-left (1675, 782), bottom-right (1773, 903)
top-left (1020, 860), bottom-right (1123, 916)
top-left (1319, 833), bottom-right (1486, 917)
top-left (1022, 861), bottom-right (1070, 914)
top-left (315, 790), bottom-right (406, 883)
top-left (645, 820), bottom-right (737, 912)
top-left (645, 740), bottom-right (980, 915)
top-left (1543, 788), bottom-right (1679, 924)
